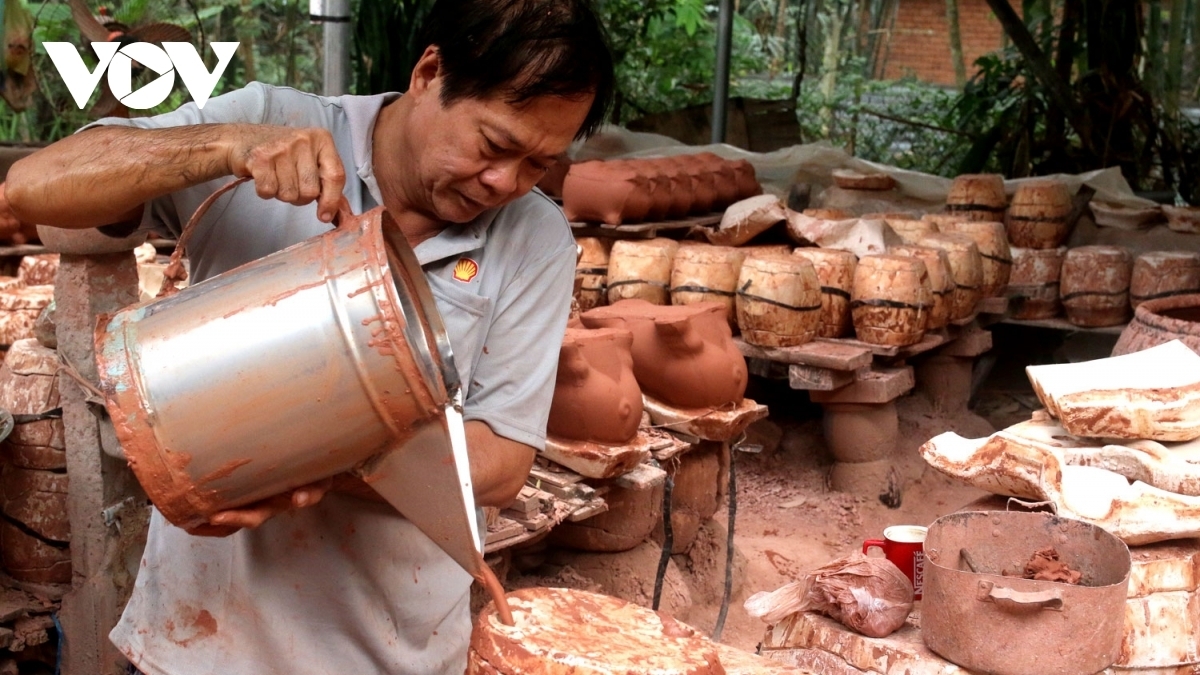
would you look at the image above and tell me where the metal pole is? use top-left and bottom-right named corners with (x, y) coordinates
top-left (312, 0), bottom-right (352, 95)
top-left (711, 0), bottom-right (735, 144)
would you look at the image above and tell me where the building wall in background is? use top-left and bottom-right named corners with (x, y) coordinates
top-left (880, 0), bottom-right (1022, 86)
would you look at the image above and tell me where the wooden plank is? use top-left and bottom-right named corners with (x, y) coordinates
top-left (747, 357), bottom-right (790, 379)
top-left (650, 434), bottom-right (693, 461)
top-left (568, 213), bottom-right (723, 239)
top-left (484, 518), bottom-right (535, 553)
top-left (528, 463), bottom-right (583, 488)
top-left (894, 330), bottom-right (950, 360)
top-left (507, 486), bottom-right (543, 515)
top-left (999, 316), bottom-right (1127, 335)
top-left (977, 295), bottom-right (1010, 315)
top-left (569, 212), bottom-right (722, 232)
top-left (614, 462), bottom-right (666, 490)
top-left (566, 498), bottom-right (609, 522)
top-left (505, 509), bottom-right (553, 532)
top-left (939, 327), bottom-right (993, 357)
top-left (643, 396), bottom-right (769, 442)
top-left (0, 245), bottom-right (48, 258)
top-left (788, 364), bottom-right (858, 391)
top-left (735, 337), bottom-right (873, 371)
top-left (816, 336), bottom-right (900, 358)
top-left (809, 366), bottom-right (915, 404)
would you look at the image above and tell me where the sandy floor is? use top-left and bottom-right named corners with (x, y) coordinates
top-left (489, 325), bottom-right (1094, 655)
top-left (492, 381), bottom-right (1041, 654)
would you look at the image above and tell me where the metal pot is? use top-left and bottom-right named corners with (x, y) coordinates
top-left (95, 195), bottom-right (482, 576)
top-left (922, 510), bottom-right (1130, 675)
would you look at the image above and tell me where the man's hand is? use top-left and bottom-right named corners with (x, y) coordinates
top-left (226, 126), bottom-right (347, 223)
top-left (186, 477), bottom-right (333, 537)
top-left (0, 183), bottom-right (26, 240)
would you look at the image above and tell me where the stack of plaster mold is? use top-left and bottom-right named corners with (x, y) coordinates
top-left (922, 340), bottom-right (1200, 543)
top-left (548, 299), bottom-right (763, 555)
top-left (920, 340), bottom-right (1200, 673)
top-left (0, 339), bottom-right (68, 584)
top-left (0, 255), bottom-right (57, 350)
top-left (784, 207), bottom-right (900, 259)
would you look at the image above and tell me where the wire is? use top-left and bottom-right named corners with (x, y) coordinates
top-left (651, 473), bottom-right (674, 611)
top-left (52, 611), bottom-right (63, 675)
top-left (711, 440), bottom-right (737, 641)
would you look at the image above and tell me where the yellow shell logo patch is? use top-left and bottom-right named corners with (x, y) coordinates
top-left (453, 258), bottom-right (479, 283)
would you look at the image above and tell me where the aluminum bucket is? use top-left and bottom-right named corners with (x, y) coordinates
top-left (96, 195), bottom-right (482, 575)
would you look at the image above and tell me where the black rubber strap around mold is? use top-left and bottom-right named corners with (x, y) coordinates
top-left (670, 285), bottom-right (736, 297)
top-left (1060, 288), bottom-right (1130, 301)
top-left (850, 297), bottom-right (931, 311)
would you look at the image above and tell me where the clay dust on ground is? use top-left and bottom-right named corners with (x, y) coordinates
top-left (494, 384), bottom-right (1035, 654)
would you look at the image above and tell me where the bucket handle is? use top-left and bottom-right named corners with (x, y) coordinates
top-left (976, 580), bottom-right (1064, 612)
top-left (157, 177), bottom-right (356, 298)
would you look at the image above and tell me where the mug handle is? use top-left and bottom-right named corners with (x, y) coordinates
top-left (863, 539), bottom-right (886, 555)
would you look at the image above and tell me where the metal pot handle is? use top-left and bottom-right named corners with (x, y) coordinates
top-left (977, 580), bottom-right (1064, 612)
top-left (158, 178), bottom-right (357, 298)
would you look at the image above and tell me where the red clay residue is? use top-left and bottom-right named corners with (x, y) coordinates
top-left (1010, 547), bottom-right (1083, 584)
top-left (196, 458), bottom-right (253, 486)
top-left (475, 557), bottom-right (514, 626)
top-left (167, 606), bottom-right (219, 646)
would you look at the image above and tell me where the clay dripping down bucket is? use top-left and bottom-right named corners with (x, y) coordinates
top-left (94, 178), bottom-right (512, 621)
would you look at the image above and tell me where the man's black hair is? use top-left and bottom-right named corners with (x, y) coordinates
top-left (419, 0), bottom-right (615, 139)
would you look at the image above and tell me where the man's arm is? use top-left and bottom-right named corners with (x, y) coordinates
top-left (467, 420), bottom-right (536, 508)
top-left (5, 123), bottom-right (346, 229)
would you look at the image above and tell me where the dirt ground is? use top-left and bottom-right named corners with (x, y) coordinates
top-left (492, 324), bottom-right (1103, 656)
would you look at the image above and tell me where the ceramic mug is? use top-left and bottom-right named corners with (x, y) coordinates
top-left (863, 525), bottom-right (927, 600)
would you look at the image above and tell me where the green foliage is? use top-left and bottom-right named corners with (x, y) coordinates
top-left (352, 0), bottom-right (431, 95)
top-left (603, 0), bottom-right (790, 122)
top-left (0, 0), bottom-right (322, 143)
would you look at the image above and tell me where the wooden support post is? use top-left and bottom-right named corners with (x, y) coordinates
top-left (54, 252), bottom-right (146, 675)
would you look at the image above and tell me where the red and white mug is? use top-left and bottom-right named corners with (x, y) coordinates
top-left (863, 525), bottom-right (927, 600)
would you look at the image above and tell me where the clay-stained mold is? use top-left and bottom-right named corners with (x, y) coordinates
top-left (792, 247), bottom-right (858, 338)
top-left (606, 238), bottom-right (679, 306)
top-left (850, 254), bottom-right (932, 346)
top-left (736, 252), bottom-right (822, 348)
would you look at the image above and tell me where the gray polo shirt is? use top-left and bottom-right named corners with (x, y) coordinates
top-left (96, 83), bottom-right (575, 675)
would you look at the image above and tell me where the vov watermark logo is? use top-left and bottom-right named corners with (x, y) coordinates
top-left (43, 42), bottom-right (239, 110)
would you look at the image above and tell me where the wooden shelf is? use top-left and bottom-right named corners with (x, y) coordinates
top-left (999, 316), bottom-right (1127, 335)
top-left (0, 245), bottom-right (47, 257)
top-left (569, 212), bottom-right (723, 239)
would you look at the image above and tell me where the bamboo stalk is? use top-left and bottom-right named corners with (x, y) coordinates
top-left (1166, 0), bottom-right (1186, 118)
top-left (1194, 0), bottom-right (1200, 99)
top-left (1150, 0), bottom-right (1164, 99)
top-left (817, 4), bottom-right (843, 138)
top-left (945, 0), bottom-right (967, 88)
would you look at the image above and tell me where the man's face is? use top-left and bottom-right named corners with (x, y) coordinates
top-left (401, 69), bottom-right (593, 223)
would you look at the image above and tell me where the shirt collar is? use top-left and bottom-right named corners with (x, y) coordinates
top-left (342, 91), bottom-right (401, 207)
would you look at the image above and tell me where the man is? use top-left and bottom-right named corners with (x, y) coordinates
top-left (5, 0), bottom-right (613, 672)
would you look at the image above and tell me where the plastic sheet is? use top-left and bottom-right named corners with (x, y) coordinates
top-left (744, 552), bottom-right (914, 638)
